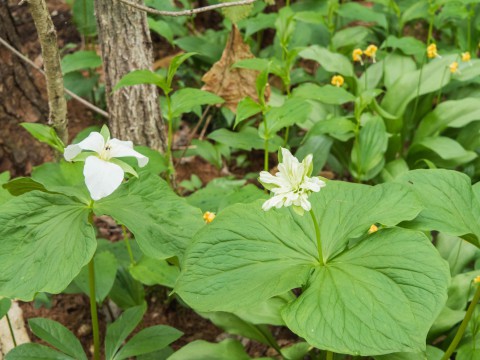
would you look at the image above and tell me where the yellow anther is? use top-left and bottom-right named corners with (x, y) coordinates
top-left (474, 275), bottom-right (480, 284)
top-left (368, 224), bottom-right (378, 234)
top-left (203, 211), bottom-right (216, 224)
top-left (331, 75), bottom-right (344, 87)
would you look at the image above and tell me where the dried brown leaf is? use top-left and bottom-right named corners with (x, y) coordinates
top-left (201, 25), bottom-right (268, 113)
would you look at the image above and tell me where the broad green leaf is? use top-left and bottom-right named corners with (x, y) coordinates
top-left (232, 58), bottom-right (270, 72)
top-left (31, 161), bottom-right (90, 203)
top-left (282, 228), bottom-right (449, 355)
top-left (5, 343), bottom-right (73, 360)
top-left (3, 177), bottom-right (49, 196)
top-left (61, 51), bottom-right (101, 74)
top-left (167, 52), bottom-right (196, 88)
top-left (234, 97), bottom-right (262, 128)
top-left (168, 339), bottom-right (250, 360)
top-left (241, 13), bottom-right (276, 37)
top-left (114, 325), bottom-right (183, 360)
top-left (233, 293), bottom-right (293, 326)
top-left (331, 26), bottom-right (370, 50)
top-left (190, 139), bottom-right (222, 170)
top-left (299, 46), bottom-right (354, 77)
top-left (292, 83), bottom-right (355, 105)
top-left (209, 127), bottom-right (282, 152)
top-left (200, 312), bottom-right (276, 346)
top-left (351, 116), bottom-right (388, 181)
top-left (170, 88), bottom-right (224, 119)
top-left (380, 159), bottom-right (410, 182)
top-left (222, 1), bottom-right (253, 23)
top-left (381, 55), bottom-right (456, 116)
top-left (374, 345), bottom-right (444, 360)
top-left (72, 0), bottom-right (96, 36)
top-left (20, 123), bottom-right (65, 152)
top-left (148, 18), bottom-right (174, 44)
top-left (73, 251), bottom-right (118, 303)
top-left (281, 342), bottom-right (311, 360)
top-left (0, 298), bottom-right (11, 319)
top-left (409, 137), bottom-right (477, 166)
top-left (396, 169), bottom-right (480, 247)
top-left (94, 173), bottom-right (204, 260)
top-left (337, 2), bottom-right (387, 28)
top-left (130, 256), bottom-right (180, 287)
top-left (383, 53), bottom-right (417, 90)
top-left (176, 181), bottom-right (422, 312)
top-left (105, 303), bottom-right (146, 360)
top-left (307, 117), bottom-right (356, 142)
top-left (29, 318), bottom-right (87, 360)
top-left (0, 192), bottom-right (95, 300)
top-left (383, 36), bottom-right (425, 58)
top-left (266, 97), bottom-right (312, 134)
top-left (414, 98), bottom-right (480, 142)
top-left (113, 70), bottom-right (169, 94)
top-left (429, 305), bottom-right (465, 338)
top-left (109, 268), bottom-right (145, 310)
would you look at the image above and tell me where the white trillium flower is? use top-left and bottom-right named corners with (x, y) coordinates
top-left (259, 148), bottom-right (326, 215)
top-left (64, 130), bottom-right (148, 200)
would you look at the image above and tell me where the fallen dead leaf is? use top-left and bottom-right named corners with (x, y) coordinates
top-left (201, 25), bottom-right (269, 113)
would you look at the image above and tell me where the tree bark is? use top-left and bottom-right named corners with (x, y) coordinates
top-left (0, 0), bottom-right (51, 175)
top-left (94, 0), bottom-right (167, 152)
top-left (26, 0), bottom-right (68, 144)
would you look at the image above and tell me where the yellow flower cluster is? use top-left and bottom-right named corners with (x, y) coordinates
top-left (331, 75), bottom-right (344, 87)
top-left (449, 61), bottom-right (459, 74)
top-left (352, 44), bottom-right (378, 65)
top-left (368, 224), bottom-right (378, 234)
top-left (427, 43), bottom-right (439, 59)
top-left (203, 211), bottom-right (216, 223)
top-left (462, 51), bottom-right (471, 62)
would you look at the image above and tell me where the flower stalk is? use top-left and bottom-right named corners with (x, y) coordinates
top-left (122, 225), bottom-right (136, 265)
top-left (88, 258), bottom-right (100, 360)
top-left (6, 313), bottom-right (17, 347)
top-left (441, 280), bottom-right (480, 360)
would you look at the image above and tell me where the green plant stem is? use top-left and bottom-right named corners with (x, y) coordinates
top-left (326, 351), bottom-right (334, 360)
top-left (363, 63), bottom-right (368, 90)
top-left (309, 209), bottom-right (324, 265)
top-left (6, 313), bottom-right (17, 347)
top-left (165, 95), bottom-right (174, 187)
top-left (467, 9), bottom-right (472, 53)
top-left (441, 283), bottom-right (480, 360)
top-left (406, 54), bottom-right (426, 154)
top-left (122, 225), bottom-right (135, 265)
top-left (264, 113), bottom-right (269, 171)
top-left (88, 258), bottom-right (100, 360)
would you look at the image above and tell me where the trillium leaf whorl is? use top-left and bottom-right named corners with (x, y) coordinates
top-left (175, 181), bottom-right (450, 355)
top-left (63, 127), bottom-right (148, 200)
top-left (259, 148), bottom-right (326, 215)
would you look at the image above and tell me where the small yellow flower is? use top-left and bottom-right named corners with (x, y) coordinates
top-left (474, 275), bottom-right (480, 284)
top-left (364, 45), bottom-right (378, 63)
top-left (449, 61), bottom-right (459, 74)
top-left (461, 51), bottom-right (471, 62)
top-left (352, 48), bottom-right (363, 64)
top-left (331, 75), bottom-right (344, 87)
top-left (427, 43), bottom-right (440, 59)
top-left (368, 224), bottom-right (378, 234)
top-left (203, 211), bottom-right (216, 223)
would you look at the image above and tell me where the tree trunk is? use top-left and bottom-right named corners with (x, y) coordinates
top-left (94, 0), bottom-right (167, 152)
top-left (0, 0), bottom-right (51, 176)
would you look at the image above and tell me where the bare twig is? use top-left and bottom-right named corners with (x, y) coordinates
top-left (199, 114), bottom-right (213, 139)
top-left (0, 36), bottom-right (109, 118)
top-left (116, 0), bottom-right (257, 17)
top-left (26, 0), bottom-right (68, 143)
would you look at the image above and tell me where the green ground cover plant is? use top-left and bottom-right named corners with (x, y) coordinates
top-left (2, 0), bottom-right (480, 359)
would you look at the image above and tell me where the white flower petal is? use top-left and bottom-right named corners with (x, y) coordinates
top-left (64, 132), bottom-right (105, 161)
top-left (84, 156), bottom-right (124, 200)
top-left (302, 154), bottom-right (314, 176)
top-left (299, 194), bottom-right (312, 211)
top-left (108, 139), bottom-right (149, 167)
top-left (262, 195), bottom-right (285, 211)
top-left (302, 177), bottom-right (326, 192)
top-left (259, 171), bottom-right (281, 185)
